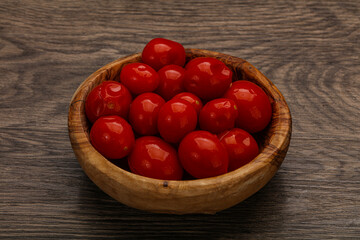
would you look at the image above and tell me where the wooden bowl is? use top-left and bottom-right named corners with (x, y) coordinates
top-left (68, 49), bottom-right (292, 214)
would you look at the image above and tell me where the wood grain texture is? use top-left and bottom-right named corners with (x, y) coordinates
top-left (1, 0), bottom-right (359, 238)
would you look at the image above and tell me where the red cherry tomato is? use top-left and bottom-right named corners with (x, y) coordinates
top-left (85, 81), bottom-right (132, 123)
top-left (157, 99), bottom-right (197, 143)
top-left (119, 62), bottom-right (159, 95)
top-left (90, 116), bottom-right (135, 160)
top-left (156, 65), bottom-right (186, 100)
top-left (223, 80), bottom-right (272, 133)
top-left (199, 98), bottom-right (238, 134)
top-left (142, 38), bottom-right (186, 71)
top-left (218, 128), bottom-right (259, 171)
top-left (172, 92), bottom-right (203, 115)
top-left (128, 136), bottom-right (183, 180)
top-left (184, 57), bottom-right (232, 100)
top-left (178, 130), bottom-right (228, 179)
top-left (184, 57), bottom-right (207, 70)
top-left (129, 92), bottom-right (165, 136)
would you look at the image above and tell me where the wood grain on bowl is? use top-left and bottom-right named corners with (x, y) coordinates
top-left (68, 49), bottom-right (292, 214)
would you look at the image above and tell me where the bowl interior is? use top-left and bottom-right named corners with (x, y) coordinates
top-left (68, 48), bottom-right (292, 214)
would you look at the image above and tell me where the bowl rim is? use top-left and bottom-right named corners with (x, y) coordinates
top-left (68, 48), bottom-right (292, 212)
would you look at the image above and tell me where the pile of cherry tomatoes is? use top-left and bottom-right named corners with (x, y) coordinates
top-left (85, 38), bottom-right (272, 180)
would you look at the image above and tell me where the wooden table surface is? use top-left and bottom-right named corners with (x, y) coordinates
top-left (1, 0), bottom-right (359, 239)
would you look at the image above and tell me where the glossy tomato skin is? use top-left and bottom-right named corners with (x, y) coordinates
top-left (184, 57), bottom-right (208, 70)
top-left (120, 62), bottom-right (159, 95)
top-left (178, 130), bottom-right (228, 179)
top-left (218, 128), bottom-right (259, 171)
top-left (184, 57), bottom-right (232, 101)
top-left (199, 98), bottom-right (238, 134)
top-left (142, 38), bottom-right (186, 71)
top-left (172, 92), bottom-right (203, 115)
top-left (156, 65), bottom-right (186, 100)
top-left (90, 116), bottom-right (135, 160)
top-left (129, 92), bottom-right (165, 136)
top-left (223, 80), bottom-right (272, 133)
top-left (157, 99), bottom-right (197, 143)
top-left (85, 81), bottom-right (132, 123)
top-left (128, 136), bottom-right (183, 180)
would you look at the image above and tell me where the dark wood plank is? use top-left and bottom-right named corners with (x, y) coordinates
top-left (1, 0), bottom-right (359, 239)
